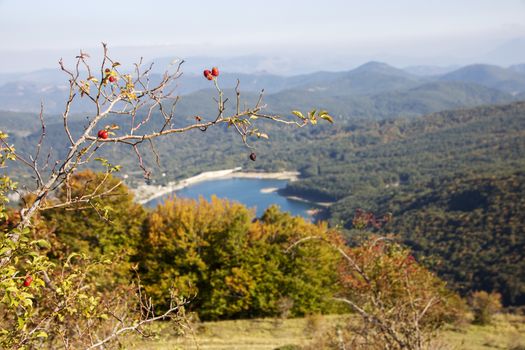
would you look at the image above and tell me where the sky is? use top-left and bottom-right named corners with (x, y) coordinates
top-left (1, 0), bottom-right (524, 73)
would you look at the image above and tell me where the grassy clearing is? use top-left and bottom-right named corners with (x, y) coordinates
top-left (439, 314), bottom-right (525, 350)
top-left (127, 313), bottom-right (525, 350)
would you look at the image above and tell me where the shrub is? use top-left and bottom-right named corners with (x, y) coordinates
top-left (470, 291), bottom-right (502, 325)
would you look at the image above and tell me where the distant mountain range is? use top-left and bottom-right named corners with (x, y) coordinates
top-left (0, 61), bottom-right (524, 122)
top-left (402, 65), bottom-right (460, 76)
top-left (439, 64), bottom-right (525, 95)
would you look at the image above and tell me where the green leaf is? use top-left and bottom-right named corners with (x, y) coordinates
top-left (35, 331), bottom-right (48, 339)
top-left (94, 157), bottom-right (109, 165)
top-left (320, 114), bottom-right (334, 123)
top-left (65, 252), bottom-right (80, 266)
top-left (17, 316), bottom-right (25, 330)
top-left (292, 110), bottom-right (305, 119)
top-left (23, 298), bottom-right (33, 308)
top-left (31, 239), bottom-right (51, 249)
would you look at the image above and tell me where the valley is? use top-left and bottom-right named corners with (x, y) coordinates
top-left (1, 60), bottom-right (524, 311)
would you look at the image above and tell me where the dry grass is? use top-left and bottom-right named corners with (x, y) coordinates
top-left (439, 313), bottom-right (525, 350)
top-left (127, 313), bottom-right (525, 350)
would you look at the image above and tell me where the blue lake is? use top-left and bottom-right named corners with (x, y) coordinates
top-left (146, 178), bottom-right (317, 219)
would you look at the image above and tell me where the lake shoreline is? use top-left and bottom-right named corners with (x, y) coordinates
top-left (133, 167), bottom-right (302, 205)
top-left (282, 195), bottom-right (334, 208)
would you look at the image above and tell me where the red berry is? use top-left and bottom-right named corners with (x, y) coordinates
top-left (249, 152), bottom-right (256, 161)
top-left (108, 76), bottom-right (116, 83)
top-left (206, 74), bottom-right (213, 81)
top-left (211, 67), bottom-right (219, 77)
top-left (203, 69), bottom-right (211, 78)
top-left (23, 275), bottom-right (33, 287)
top-left (104, 68), bottom-right (111, 73)
top-left (97, 130), bottom-right (108, 139)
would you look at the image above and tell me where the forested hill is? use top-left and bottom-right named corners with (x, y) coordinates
top-left (285, 101), bottom-right (525, 204)
top-left (312, 101), bottom-right (525, 306)
top-left (384, 172), bottom-right (525, 306)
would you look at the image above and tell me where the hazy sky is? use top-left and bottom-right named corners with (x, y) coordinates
top-left (1, 0), bottom-right (524, 73)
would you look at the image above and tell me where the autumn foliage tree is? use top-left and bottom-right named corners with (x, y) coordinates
top-left (40, 170), bottom-right (146, 285)
top-left (334, 238), bottom-right (465, 349)
top-left (137, 198), bottom-right (344, 320)
top-left (291, 210), bottom-right (466, 350)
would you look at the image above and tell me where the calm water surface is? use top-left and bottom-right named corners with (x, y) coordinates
top-left (146, 178), bottom-right (317, 219)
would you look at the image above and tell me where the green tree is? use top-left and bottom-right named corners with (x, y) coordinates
top-left (137, 199), bottom-right (343, 320)
top-left (40, 169), bottom-right (146, 284)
